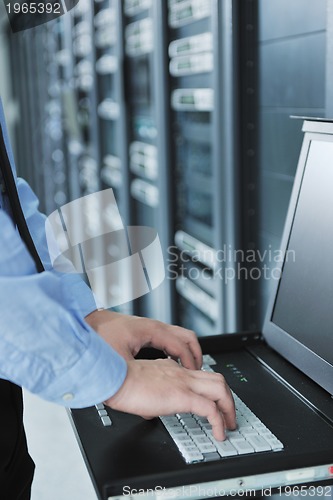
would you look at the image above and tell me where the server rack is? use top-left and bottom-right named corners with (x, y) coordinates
top-left (91, 0), bottom-right (131, 313)
top-left (122, 0), bottom-right (172, 322)
top-left (71, 0), bottom-right (100, 197)
top-left (42, 21), bottom-right (70, 213)
top-left (167, 0), bottom-right (242, 336)
top-left (8, 31), bottom-right (33, 185)
top-left (6, 0), bottom-right (258, 331)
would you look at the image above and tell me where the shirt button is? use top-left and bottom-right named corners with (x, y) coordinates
top-left (62, 392), bottom-right (74, 402)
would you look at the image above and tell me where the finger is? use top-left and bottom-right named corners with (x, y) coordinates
top-left (189, 395), bottom-right (226, 441)
top-left (159, 326), bottom-right (202, 370)
top-left (167, 339), bottom-right (197, 370)
top-left (145, 322), bottom-right (202, 370)
top-left (216, 383), bottom-right (236, 430)
top-left (188, 371), bottom-right (236, 430)
top-left (151, 332), bottom-right (199, 370)
top-left (170, 326), bottom-right (202, 369)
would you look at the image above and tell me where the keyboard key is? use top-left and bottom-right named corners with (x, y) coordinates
top-left (253, 422), bottom-right (267, 430)
top-left (246, 434), bottom-right (271, 452)
top-left (215, 440), bottom-right (238, 457)
top-left (202, 365), bottom-right (215, 372)
top-left (197, 443), bottom-right (217, 453)
top-left (180, 416), bottom-right (198, 424)
top-left (239, 427), bottom-right (258, 436)
top-left (226, 430), bottom-right (243, 440)
top-left (174, 435), bottom-right (191, 442)
top-left (194, 416), bottom-right (209, 423)
top-left (187, 428), bottom-right (204, 436)
top-left (263, 437), bottom-right (283, 450)
top-left (192, 436), bottom-right (211, 445)
top-left (230, 439), bottom-right (255, 455)
top-left (169, 428), bottom-right (188, 436)
top-left (101, 416), bottom-right (112, 427)
top-left (176, 413), bottom-right (191, 419)
top-left (183, 451), bottom-right (204, 463)
top-left (202, 354), bottom-right (217, 366)
top-left (161, 416), bottom-right (179, 425)
top-left (203, 452), bottom-right (221, 462)
top-left (203, 429), bottom-right (214, 439)
top-left (179, 443), bottom-right (199, 454)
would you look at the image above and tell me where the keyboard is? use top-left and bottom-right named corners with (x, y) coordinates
top-left (160, 361), bottom-right (284, 464)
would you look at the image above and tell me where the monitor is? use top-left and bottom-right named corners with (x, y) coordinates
top-left (264, 121), bottom-right (333, 396)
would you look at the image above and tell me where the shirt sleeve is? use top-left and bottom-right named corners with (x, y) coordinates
top-left (0, 210), bottom-right (127, 407)
top-left (16, 177), bottom-right (99, 318)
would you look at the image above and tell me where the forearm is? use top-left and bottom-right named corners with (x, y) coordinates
top-left (0, 212), bottom-right (127, 407)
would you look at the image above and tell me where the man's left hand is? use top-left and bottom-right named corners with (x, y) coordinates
top-left (85, 309), bottom-right (202, 370)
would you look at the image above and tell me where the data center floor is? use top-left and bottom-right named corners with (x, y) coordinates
top-left (23, 390), bottom-right (97, 500)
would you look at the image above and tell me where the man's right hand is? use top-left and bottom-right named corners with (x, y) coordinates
top-left (104, 358), bottom-right (236, 441)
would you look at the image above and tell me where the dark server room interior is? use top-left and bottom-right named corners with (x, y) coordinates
top-left (2, 0), bottom-right (329, 337)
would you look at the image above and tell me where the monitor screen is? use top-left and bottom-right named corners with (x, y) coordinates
top-left (272, 139), bottom-right (333, 366)
top-left (264, 129), bottom-right (333, 396)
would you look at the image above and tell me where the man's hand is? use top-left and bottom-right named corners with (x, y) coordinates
top-left (105, 358), bottom-right (236, 441)
top-left (85, 309), bottom-right (236, 440)
top-left (85, 309), bottom-right (202, 370)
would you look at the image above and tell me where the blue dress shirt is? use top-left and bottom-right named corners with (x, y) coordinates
top-left (0, 98), bottom-right (127, 407)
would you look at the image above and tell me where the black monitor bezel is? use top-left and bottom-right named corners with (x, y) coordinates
top-left (263, 122), bottom-right (333, 397)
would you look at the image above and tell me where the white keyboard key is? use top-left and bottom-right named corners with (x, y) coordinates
top-left (239, 427), bottom-right (258, 436)
top-left (200, 423), bottom-right (212, 431)
top-left (192, 436), bottom-right (211, 445)
top-left (180, 444), bottom-right (200, 454)
top-left (215, 440), bottom-right (238, 457)
top-left (202, 354), bottom-right (217, 366)
top-left (178, 441), bottom-right (197, 451)
top-left (253, 422), bottom-right (267, 430)
top-left (174, 435), bottom-right (192, 442)
top-left (203, 452), bottom-right (221, 461)
top-left (101, 416), bottom-right (112, 427)
top-left (169, 427), bottom-right (187, 435)
top-left (263, 437), bottom-right (284, 450)
top-left (187, 428), bottom-right (204, 436)
top-left (197, 443), bottom-right (217, 453)
top-left (229, 438), bottom-right (255, 455)
top-left (176, 413), bottom-right (191, 419)
top-left (246, 434), bottom-right (271, 452)
top-left (226, 430), bottom-right (243, 440)
top-left (194, 416), bottom-right (209, 424)
top-left (203, 429), bottom-right (214, 439)
top-left (237, 417), bottom-right (249, 426)
top-left (183, 451), bottom-right (204, 463)
top-left (161, 416), bottom-right (179, 425)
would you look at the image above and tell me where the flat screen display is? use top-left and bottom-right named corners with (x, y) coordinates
top-left (272, 139), bottom-right (333, 366)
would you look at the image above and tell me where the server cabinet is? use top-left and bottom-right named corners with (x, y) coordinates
top-left (70, 0), bottom-right (100, 197)
top-left (41, 20), bottom-right (71, 214)
top-left (167, 0), bottom-right (241, 336)
top-left (92, 0), bottom-right (133, 314)
top-left (8, 31), bottom-right (35, 188)
top-left (94, 0), bottom-right (124, 211)
top-left (123, 0), bottom-right (172, 322)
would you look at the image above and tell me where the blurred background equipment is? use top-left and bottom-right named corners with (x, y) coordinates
top-left (0, 0), bottom-right (328, 333)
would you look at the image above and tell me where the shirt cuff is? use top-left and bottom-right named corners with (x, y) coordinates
top-left (37, 331), bottom-right (128, 408)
